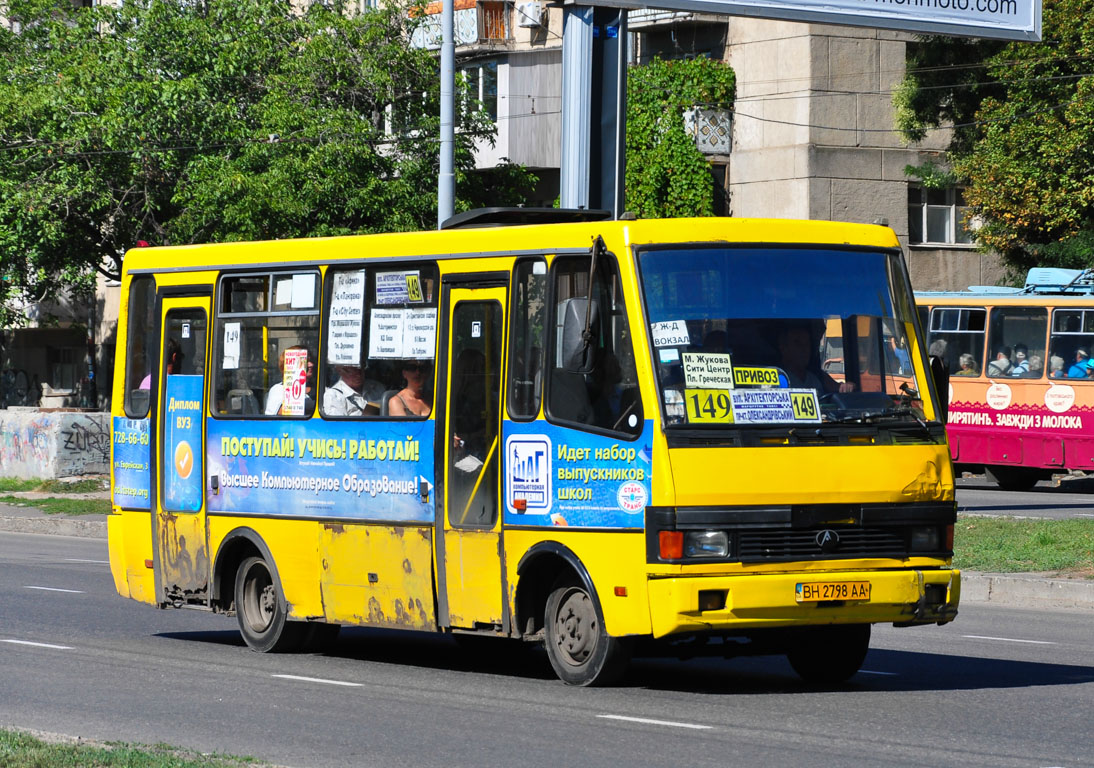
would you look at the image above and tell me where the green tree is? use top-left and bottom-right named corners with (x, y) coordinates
top-left (0, 0), bottom-right (535, 325)
top-left (894, 0), bottom-right (1094, 272)
top-left (625, 57), bottom-right (735, 219)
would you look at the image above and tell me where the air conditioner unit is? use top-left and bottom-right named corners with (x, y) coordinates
top-left (516, 1), bottom-right (543, 27)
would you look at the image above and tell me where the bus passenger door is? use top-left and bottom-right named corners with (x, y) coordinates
top-left (439, 287), bottom-right (505, 629)
top-left (153, 295), bottom-right (211, 605)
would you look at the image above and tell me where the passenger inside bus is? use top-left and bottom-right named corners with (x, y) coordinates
top-left (776, 324), bottom-right (852, 393)
top-left (987, 346), bottom-right (1013, 376)
top-left (1067, 348), bottom-right (1092, 378)
top-left (323, 365), bottom-right (385, 416)
top-left (386, 360), bottom-right (432, 417)
top-left (1009, 344), bottom-right (1030, 376)
top-left (1050, 355), bottom-right (1066, 378)
top-left (954, 353), bottom-right (979, 376)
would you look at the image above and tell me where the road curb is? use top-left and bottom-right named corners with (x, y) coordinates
top-left (961, 571), bottom-right (1094, 611)
top-left (0, 513), bottom-right (106, 539)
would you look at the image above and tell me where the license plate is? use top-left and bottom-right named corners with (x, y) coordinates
top-left (796, 581), bottom-right (871, 602)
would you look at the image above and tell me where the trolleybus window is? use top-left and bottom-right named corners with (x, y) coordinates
top-left (986, 306), bottom-right (1046, 378)
top-left (928, 307), bottom-right (986, 377)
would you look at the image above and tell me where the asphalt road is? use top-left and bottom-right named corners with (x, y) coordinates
top-left (957, 475), bottom-right (1094, 520)
top-left (1, 532), bottom-right (1092, 768)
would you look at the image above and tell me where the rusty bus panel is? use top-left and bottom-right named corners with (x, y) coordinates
top-left (319, 523), bottom-right (436, 630)
top-left (157, 511), bottom-right (209, 600)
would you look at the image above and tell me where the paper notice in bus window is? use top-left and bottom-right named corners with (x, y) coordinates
top-left (222, 322), bottom-right (240, 370)
top-left (376, 271), bottom-right (411, 305)
top-left (405, 308), bottom-right (437, 359)
top-left (281, 348), bottom-right (308, 416)
top-left (369, 309), bottom-right (405, 358)
top-left (650, 320), bottom-right (690, 347)
top-left (682, 353), bottom-right (734, 389)
top-left (291, 273), bottom-right (316, 309)
top-left (274, 278), bottom-right (292, 307)
top-left (328, 270), bottom-right (365, 365)
top-left (731, 388), bottom-right (820, 424)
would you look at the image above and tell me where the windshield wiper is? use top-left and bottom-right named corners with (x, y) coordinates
top-left (822, 406), bottom-right (936, 437)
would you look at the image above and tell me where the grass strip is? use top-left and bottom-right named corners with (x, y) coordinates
top-left (0, 478), bottom-right (106, 494)
top-left (0, 495), bottom-right (109, 516)
top-left (954, 516), bottom-right (1094, 576)
top-left (0, 729), bottom-right (259, 768)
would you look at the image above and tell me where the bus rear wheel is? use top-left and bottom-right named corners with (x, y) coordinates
top-left (544, 577), bottom-right (629, 686)
top-left (986, 465), bottom-right (1042, 492)
top-left (234, 555), bottom-right (305, 653)
top-left (786, 624), bottom-right (871, 685)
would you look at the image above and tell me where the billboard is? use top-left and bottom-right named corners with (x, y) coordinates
top-left (603, 0), bottom-right (1041, 41)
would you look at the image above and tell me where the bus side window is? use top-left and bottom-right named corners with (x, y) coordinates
top-left (508, 258), bottom-right (547, 419)
top-left (213, 272), bottom-right (320, 416)
top-left (547, 255), bottom-right (642, 435)
top-left (124, 276), bottom-right (156, 418)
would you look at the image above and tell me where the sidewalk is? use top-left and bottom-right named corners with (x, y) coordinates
top-left (2, 497), bottom-right (1092, 611)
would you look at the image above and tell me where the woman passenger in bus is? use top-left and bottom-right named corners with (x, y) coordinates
top-left (954, 353), bottom-right (979, 377)
top-left (387, 360), bottom-right (432, 417)
top-left (1050, 355), bottom-right (1067, 378)
top-left (1009, 345), bottom-right (1030, 377)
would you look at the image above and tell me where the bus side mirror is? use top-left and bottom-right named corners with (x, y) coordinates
top-left (930, 355), bottom-right (949, 422)
top-left (561, 298), bottom-right (599, 374)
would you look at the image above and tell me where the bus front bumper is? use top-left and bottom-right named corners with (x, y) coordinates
top-left (646, 568), bottom-right (960, 639)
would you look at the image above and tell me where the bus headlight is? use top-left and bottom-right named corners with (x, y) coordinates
top-left (684, 530), bottom-right (730, 558)
top-left (910, 526), bottom-right (941, 552)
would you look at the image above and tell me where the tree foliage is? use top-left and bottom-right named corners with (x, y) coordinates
top-left (0, 0), bottom-right (535, 325)
top-left (625, 57), bottom-right (735, 219)
top-left (894, 0), bottom-right (1094, 272)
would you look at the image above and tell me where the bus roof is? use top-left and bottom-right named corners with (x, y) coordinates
top-left (917, 267), bottom-right (1094, 303)
top-left (119, 215), bottom-right (901, 276)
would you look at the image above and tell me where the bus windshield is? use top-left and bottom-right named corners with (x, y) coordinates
top-left (638, 246), bottom-right (927, 428)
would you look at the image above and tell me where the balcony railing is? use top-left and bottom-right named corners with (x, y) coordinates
top-left (410, 0), bottom-right (510, 50)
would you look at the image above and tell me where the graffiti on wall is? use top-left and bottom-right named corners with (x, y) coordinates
top-left (0, 412), bottom-right (110, 478)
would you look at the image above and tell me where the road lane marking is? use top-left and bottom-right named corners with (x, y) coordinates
top-left (65, 558), bottom-right (108, 564)
top-left (1, 639), bottom-right (73, 650)
top-left (963, 634), bottom-right (1055, 645)
top-left (271, 674), bottom-right (362, 688)
top-left (597, 714), bottom-right (712, 730)
top-left (24, 586), bottom-right (84, 594)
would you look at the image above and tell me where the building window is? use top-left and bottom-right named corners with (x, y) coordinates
top-left (908, 186), bottom-right (974, 246)
top-left (460, 61), bottom-right (498, 122)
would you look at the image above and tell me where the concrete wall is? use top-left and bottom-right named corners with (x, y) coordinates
top-left (0, 409), bottom-right (110, 479)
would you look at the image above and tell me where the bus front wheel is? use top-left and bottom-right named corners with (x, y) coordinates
top-left (786, 624), bottom-right (871, 685)
top-left (544, 578), bottom-right (629, 686)
top-left (234, 555), bottom-right (305, 653)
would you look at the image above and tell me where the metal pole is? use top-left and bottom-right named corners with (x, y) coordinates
top-left (438, 0), bottom-right (455, 228)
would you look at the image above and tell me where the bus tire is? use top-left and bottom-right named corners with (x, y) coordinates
top-left (787, 624), bottom-right (870, 685)
top-left (234, 555), bottom-right (305, 653)
top-left (544, 577), bottom-right (629, 686)
top-left (985, 465), bottom-right (1041, 492)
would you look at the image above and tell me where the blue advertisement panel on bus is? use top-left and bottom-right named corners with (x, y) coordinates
top-left (206, 418), bottom-right (435, 522)
top-left (164, 375), bottom-right (204, 512)
top-left (112, 417), bottom-right (151, 509)
top-left (502, 420), bottom-right (653, 529)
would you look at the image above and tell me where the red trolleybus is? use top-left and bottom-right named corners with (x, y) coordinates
top-left (918, 267), bottom-right (1094, 490)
